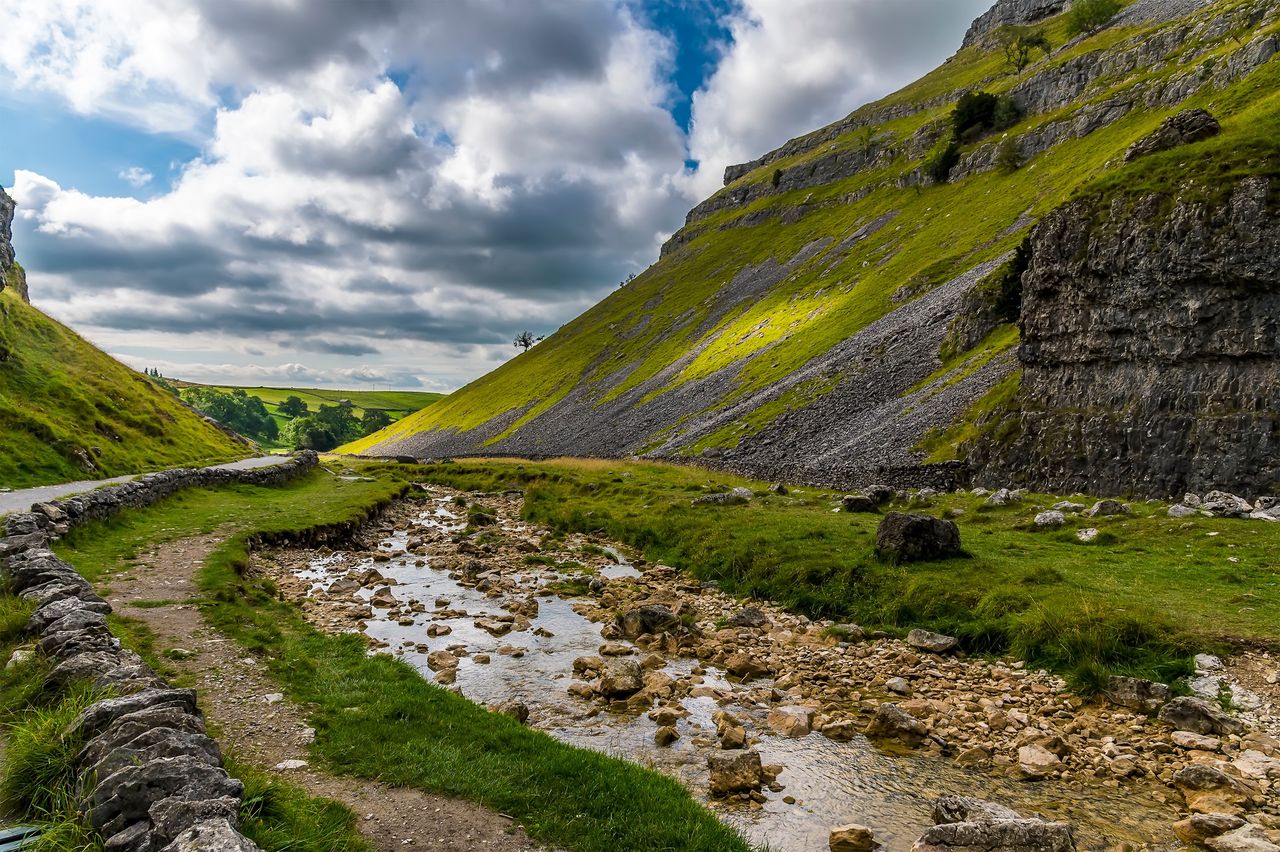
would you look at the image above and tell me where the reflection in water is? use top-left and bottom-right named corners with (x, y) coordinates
top-left (291, 498), bottom-right (1181, 851)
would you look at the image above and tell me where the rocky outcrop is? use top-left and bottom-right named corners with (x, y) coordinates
top-left (0, 453), bottom-right (317, 850)
top-left (1125, 109), bottom-right (1221, 161)
top-left (974, 177), bottom-right (1280, 497)
top-left (962, 0), bottom-right (1068, 49)
top-left (0, 186), bottom-right (27, 302)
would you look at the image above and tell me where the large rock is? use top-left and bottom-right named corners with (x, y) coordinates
top-left (161, 818), bottom-right (261, 851)
top-left (875, 513), bottom-right (962, 563)
top-left (912, 819), bottom-right (1076, 851)
top-left (692, 488), bottom-right (752, 506)
top-left (1125, 109), bottom-right (1222, 162)
top-left (1158, 696), bottom-right (1244, 735)
top-left (932, 796), bottom-right (1021, 824)
top-left (1103, 676), bottom-right (1171, 712)
top-left (829, 823), bottom-right (880, 851)
top-left (767, 705), bottom-right (815, 737)
top-left (842, 494), bottom-right (880, 513)
top-left (1016, 744), bottom-right (1062, 780)
top-left (1173, 764), bottom-right (1248, 814)
top-left (597, 658), bottom-right (644, 698)
top-left (1202, 490), bottom-right (1255, 518)
top-left (616, 604), bottom-right (678, 639)
top-left (1206, 825), bottom-right (1280, 852)
top-left (962, 0), bottom-right (1067, 48)
top-left (865, 702), bottom-right (928, 746)
top-left (707, 749), bottom-right (764, 796)
top-left (907, 629), bottom-right (958, 655)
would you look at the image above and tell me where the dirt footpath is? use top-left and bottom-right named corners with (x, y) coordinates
top-left (103, 531), bottom-right (540, 851)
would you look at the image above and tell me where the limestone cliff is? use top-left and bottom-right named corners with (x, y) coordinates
top-left (352, 0), bottom-right (1280, 498)
top-left (0, 187), bottom-right (27, 302)
top-left (972, 178), bottom-right (1280, 496)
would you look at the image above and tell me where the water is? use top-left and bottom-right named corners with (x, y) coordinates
top-left (288, 497), bottom-right (1183, 851)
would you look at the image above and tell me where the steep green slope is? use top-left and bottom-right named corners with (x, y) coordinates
top-left (348, 0), bottom-right (1280, 492)
top-left (0, 287), bottom-right (250, 488)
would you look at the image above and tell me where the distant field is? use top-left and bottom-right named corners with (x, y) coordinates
top-left (172, 383), bottom-right (444, 422)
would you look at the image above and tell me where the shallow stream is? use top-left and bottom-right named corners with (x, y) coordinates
top-left (292, 498), bottom-right (1183, 851)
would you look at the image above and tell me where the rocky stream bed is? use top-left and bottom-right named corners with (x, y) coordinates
top-left (254, 487), bottom-right (1280, 851)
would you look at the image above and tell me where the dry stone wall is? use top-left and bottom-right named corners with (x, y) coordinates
top-left (0, 452), bottom-right (318, 851)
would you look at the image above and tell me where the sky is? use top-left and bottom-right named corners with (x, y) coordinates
top-left (0, 0), bottom-right (989, 392)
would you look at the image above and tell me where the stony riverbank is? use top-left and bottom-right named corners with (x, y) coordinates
top-left (255, 485), bottom-right (1280, 851)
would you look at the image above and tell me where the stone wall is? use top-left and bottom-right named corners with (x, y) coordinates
top-left (973, 178), bottom-right (1280, 497)
top-left (0, 452), bottom-right (318, 851)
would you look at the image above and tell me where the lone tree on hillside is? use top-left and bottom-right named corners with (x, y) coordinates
top-left (514, 331), bottom-right (537, 352)
top-left (1066, 0), bottom-right (1122, 37)
top-left (996, 25), bottom-right (1050, 73)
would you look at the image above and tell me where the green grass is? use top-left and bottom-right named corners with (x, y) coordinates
top-left (46, 467), bottom-right (752, 852)
top-left (409, 458), bottom-right (1280, 689)
top-left (344, 0), bottom-right (1279, 463)
top-left (0, 289), bottom-right (249, 488)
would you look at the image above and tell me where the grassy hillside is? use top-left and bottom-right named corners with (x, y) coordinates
top-left (0, 288), bottom-right (249, 488)
top-left (346, 0), bottom-right (1280, 465)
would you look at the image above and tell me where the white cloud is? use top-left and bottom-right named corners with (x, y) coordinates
top-left (3, 0), bottom-right (986, 389)
top-left (119, 166), bottom-right (154, 187)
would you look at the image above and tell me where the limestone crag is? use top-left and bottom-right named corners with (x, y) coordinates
top-left (962, 0), bottom-right (1068, 49)
top-left (0, 453), bottom-right (317, 850)
top-left (973, 177), bottom-right (1280, 496)
top-left (0, 186), bottom-right (27, 302)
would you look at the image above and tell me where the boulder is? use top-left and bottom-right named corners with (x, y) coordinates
top-left (655, 725), bottom-right (680, 746)
top-left (692, 488), bottom-right (753, 506)
top-left (149, 795), bottom-right (242, 847)
top-left (842, 494), bottom-right (880, 513)
top-left (1173, 764), bottom-right (1248, 814)
top-left (69, 689), bottom-right (200, 739)
top-left (865, 702), bottom-right (927, 746)
top-left (875, 513), bottom-right (962, 563)
top-left (1158, 696), bottom-right (1244, 735)
top-left (1172, 730), bottom-right (1221, 751)
top-left (1075, 528), bottom-right (1099, 542)
top-left (1016, 744), bottom-right (1061, 780)
top-left (1103, 676), bottom-right (1171, 712)
top-left (161, 818), bottom-right (261, 851)
top-left (829, 823), bottom-right (880, 851)
top-left (727, 606), bottom-right (770, 628)
top-left (1169, 504), bottom-right (1201, 518)
top-left (932, 796), bottom-right (1021, 824)
top-left (1085, 499), bottom-right (1128, 518)
top-left (767, 706), bottom-right (815, 737)
top-left (911, 819), bottom-right (1075, 851)
top-left (1173, 813), bottom-right (1247, 845)
top-left (1202, 491), bottom-right (1254, 518)
top-left (617, 604), bottom-right (678, 639)
top-left (725, 653), bottom-right (770, 680)
top-left (1124, 109), bottom-right (1221, 162)
top-left (1033, 511), bottom-right (1064, 527)
top-left (87, 755), bottom-right (243, 837)
top-left (1206, 825), bottom-right (1280, 852)
top-left (597, 658), bottom-right (644, 698)
top-left (907, 629), bottom-right (958, 654)
top-left (983, 488), bottom-right (1017, 507)
top-left (426, 650), bottom-right (457, 671)
top-left (707, 749), bottom-right (764, 796)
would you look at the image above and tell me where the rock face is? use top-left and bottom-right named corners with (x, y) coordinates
top-left (962, 0), bottom-right (1068, 48)
top-left (875, 513), bottom-right (963, 562)
top-left (1124, 109), bottom-right (1221, 161)
top-left (0, 186), bottom-right (28, 302)
top-left (974, 177), bottom-right (1280, 496)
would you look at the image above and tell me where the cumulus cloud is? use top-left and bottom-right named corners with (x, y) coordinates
top-left (685, 0), bottom-right (990, 195)
top-left (119, 166), bottom-right (154, 187)
top-left (3, 0), bottom-right (986, 390)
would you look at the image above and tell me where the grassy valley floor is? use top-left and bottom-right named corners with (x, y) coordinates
top-left (3, 463), bottom-right (751, 851)
top-left (4, 456), bottom-right (1279, 849)
top-left (410, 458), bottom-right (1280, 688)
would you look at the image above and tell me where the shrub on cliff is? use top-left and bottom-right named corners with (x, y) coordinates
top-left (1066, 0), bottom-right (1121, 37)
